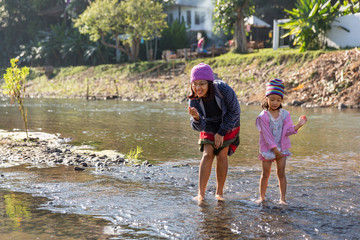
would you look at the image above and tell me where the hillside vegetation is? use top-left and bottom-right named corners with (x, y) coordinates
top-left (15, 48), bottom-right (360, 108)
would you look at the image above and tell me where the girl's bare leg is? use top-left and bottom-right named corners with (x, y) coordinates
top-left (194, 144), bottom-right (215, 201)
top-left (276, 156), bottom-right (287, 205)
top-left (215, 146), bottom-right (229, 201)
top-left (255, 161), bottom-right (272, 203)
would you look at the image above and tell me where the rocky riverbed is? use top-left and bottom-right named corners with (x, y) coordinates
top-left (0, 130), bottom-right (151, 170)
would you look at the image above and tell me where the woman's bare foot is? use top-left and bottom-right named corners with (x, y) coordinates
top-left (193, 195), bottom-right (205, 202)
top-left (215, 194), bottom-right (225, 201)
top-left (255, 198), bottom-right (265, 204)
top-left (279, 199), bottom-right (288, 205)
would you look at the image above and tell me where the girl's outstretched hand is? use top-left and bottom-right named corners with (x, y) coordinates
top-left (298, 115), bottom-right (307, 126)
top-left (188, 107), bottom-right (200, 121)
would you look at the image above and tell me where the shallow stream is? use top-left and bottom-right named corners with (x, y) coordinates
top-left (0, 98), bottom-right (359, 239)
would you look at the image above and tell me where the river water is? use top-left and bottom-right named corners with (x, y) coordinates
top-left (0, 98), bottom-right (359, 239)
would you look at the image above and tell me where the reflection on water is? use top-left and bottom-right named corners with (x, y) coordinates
top-left (1, 153), bottom-right (359, 239)
top-left (1, 98), bottom-right (359, 165)
top-left (0, 98), bottom-right (360, 239)
top-left (4, 193), bottom-right (32, 230)
top-left (0, 190), bottom-right (114, 240)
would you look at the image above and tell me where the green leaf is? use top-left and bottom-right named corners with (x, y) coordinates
top-left (309, 2), bottom-right (319, 18)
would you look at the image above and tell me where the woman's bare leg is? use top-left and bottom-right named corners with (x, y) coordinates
top-left (215, 146), bottom-right (229, 201)
top-left (195, 144), bottom-right (215, 201)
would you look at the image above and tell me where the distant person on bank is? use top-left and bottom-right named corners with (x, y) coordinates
top-left (188, 63), bottom-right (241, 202)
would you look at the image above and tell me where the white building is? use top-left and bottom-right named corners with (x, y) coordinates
top-left (325, 13), bottom-right (360, 49)
top-left (164, 0), bottom-right (214, 37)
top-left (273, 13), bottom-right (360, 50)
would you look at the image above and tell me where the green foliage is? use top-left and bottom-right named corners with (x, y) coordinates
top-left (65, 0), bottom-right (90, 19)
top-left (214, 0), bottom-right (254, 35)
top-left (160, 19), bottom-right (189, 51)
top-left (126, 146), bottom-right (144, 163)
top-left (0, 0), bottom-right (49, 66)
top-left (281, 0), bottom-right (341, 52)
top-left (17, 21), bottom-right (113, 66)
top-left (340, 0), bottom-right (360, 14)
top-left (2, 59), bottom-right (30, 140)
top-left (73, 0), bottom-right (168, 62)
top-left (213, 0), bottom-right (255, 53)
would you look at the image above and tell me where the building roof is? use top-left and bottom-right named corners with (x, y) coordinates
top-left (244, 15), bottom-right (271, 28)
top-left (175, 0), bottom-right (212, 7)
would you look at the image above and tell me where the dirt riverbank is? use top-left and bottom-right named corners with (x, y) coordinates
top-left (18, 48), bottom-right (360, 108)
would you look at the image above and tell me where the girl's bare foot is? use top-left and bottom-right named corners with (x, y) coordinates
top-left (279, 199), bottom-right (288, 205)
top-left (193, 195), bottom-right (205, 202)
top-left (215, 194), bottom-right (225, 201)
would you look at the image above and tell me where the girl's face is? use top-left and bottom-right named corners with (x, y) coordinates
top-left (266, 94), bottom-right (282, 111)
top-left (191, 80), bottom-right (208, 98)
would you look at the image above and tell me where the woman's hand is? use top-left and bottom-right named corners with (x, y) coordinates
top-left (214, 133), bottom-right (224, 149)
top-left (188, 107), bottom-right (200, 121)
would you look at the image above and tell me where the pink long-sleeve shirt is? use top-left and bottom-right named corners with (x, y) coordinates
top-left (255, 110), bottom-right (297, 152)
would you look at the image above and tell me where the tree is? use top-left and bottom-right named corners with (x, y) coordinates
top-left (2, 59), bottom-right (30, 140)
top-left (73, 0), bottom-right (167, 62)
top-left (281, 0), bottom-right (341, 52)
top-left (0, 0), bottom-right (64, 66)
top-left (214, 0), bottom-right (254, 53)
top-left (160, 19), bottom-right (189, 51)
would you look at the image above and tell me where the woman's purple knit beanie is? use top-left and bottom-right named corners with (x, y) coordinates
top-left (190, 63), bottom-right (214, 82)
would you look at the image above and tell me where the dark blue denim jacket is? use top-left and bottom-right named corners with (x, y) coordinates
top-left (189, 80), bottom-right (241, 136)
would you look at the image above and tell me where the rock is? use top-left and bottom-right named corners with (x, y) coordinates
top-left (142, 160), bottom-right (150, 166)
top-left (74, 167), bottom-right (85, 171)
top-left (338, 103), bottom-right (348, 109)
top-left (290, 100), bottom-right (304, 106)
top-left (95, 162), bottom-right (103, 168)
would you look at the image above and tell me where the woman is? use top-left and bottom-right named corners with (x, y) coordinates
top-left (188, 63), bottom-right (241, 202)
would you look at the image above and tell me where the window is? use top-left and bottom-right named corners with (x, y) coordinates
top-left (195, 11), bottom-right (205, 25)
top-left (186, 10), bottom-right (191, 26)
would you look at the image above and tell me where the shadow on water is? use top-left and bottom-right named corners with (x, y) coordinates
top-left (0, 99), bottom-right (360, 239)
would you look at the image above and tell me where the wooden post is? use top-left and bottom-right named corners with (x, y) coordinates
top-left (114, 79), bottom-right (119, 97)
top-left (86, 78), bottom-right (89, 100)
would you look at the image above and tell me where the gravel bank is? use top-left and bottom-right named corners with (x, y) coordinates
top-left (0, 130), bottom-right (151, 170)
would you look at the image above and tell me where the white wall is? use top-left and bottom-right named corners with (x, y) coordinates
top-left (325, 13), bottom-right (360, 49)
top-left (165, 4), bottom-right (214, 37)
top-left (272, 19), bottom-right (290, 50)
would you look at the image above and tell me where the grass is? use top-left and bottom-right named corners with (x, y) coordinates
top-left (0, 47), bottom-right (350, 101)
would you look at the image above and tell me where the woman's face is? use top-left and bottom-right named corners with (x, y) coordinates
top-left (191, 80), bottom-right (208, 98)
top-left (266, 94), bottom-right (282, 110)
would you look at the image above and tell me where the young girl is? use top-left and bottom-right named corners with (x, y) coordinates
top-left (255, 79), bottom-right (307, 205)
top-left (188, 63), bottom-right (241, 202)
